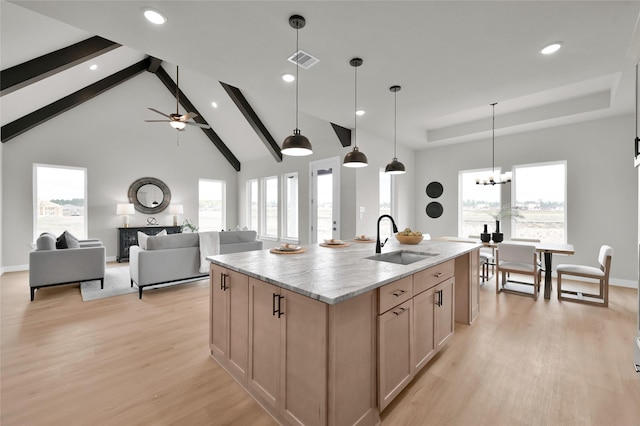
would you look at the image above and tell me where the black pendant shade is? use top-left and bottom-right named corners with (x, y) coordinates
top-left (386, 85), bottom-right (406, 174)
top-left (282, 128), bottom-right (313, 156)
top-left (343, 57), bottom-right (368, 168)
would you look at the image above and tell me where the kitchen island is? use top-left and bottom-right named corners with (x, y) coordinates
top-left (207, 239), bottom-right (480, 426)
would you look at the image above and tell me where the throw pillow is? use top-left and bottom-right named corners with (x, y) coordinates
top-left (36, 233), bottom-right (57, 251)
top-left (137, 229), bottom-right (167, 250)
top-left (56, 231), bottom-right (80, 249)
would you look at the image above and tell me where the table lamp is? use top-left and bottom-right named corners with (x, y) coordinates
top-left (116, 203), bottom-right (135, 227)
top-left (169, 204), bottom-right (184, 226)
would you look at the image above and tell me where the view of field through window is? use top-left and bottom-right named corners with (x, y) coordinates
top-left (199, 180), bottom-right (225, 231)
top-left (34, 165), bottom-right (87, 240)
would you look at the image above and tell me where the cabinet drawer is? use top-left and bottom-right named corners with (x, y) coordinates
top-left (413, 260), bottom-right (454, 295)
top-left (378, 276), bottom-right (413, 314)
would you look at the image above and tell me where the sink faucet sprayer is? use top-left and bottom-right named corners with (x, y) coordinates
top-left (376, 214), bottom-right (398, 254)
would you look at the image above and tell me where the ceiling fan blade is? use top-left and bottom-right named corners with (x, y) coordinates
top-left (144, 120), bottom-right (171, 123)
top-left (181, 112), bottom-right (199, 121)
top-left (185, 122), bottom-right (211, 129)
top-left (148, 108), bottom-right (171, 118)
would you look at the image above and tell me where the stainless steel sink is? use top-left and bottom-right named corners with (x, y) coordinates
top-left (366, 250), bottom-right (439, 265)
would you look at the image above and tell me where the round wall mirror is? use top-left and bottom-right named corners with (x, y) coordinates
top-left (128, 177), bottom-right (171, 214)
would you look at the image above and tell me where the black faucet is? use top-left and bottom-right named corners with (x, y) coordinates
top-left (376, 214), bottom-right (398, 254)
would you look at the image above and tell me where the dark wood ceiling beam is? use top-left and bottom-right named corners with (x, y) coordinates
top-left (2, 58), bottom-right (150, 143)
top-left (153, 65), bottom-right (241, 172)
top-left (220, 82), bottom-right (282, 163)
top-left (331, 122), bottom-right (352, 147)
top-left (1, 36), bottom-right (120, 96)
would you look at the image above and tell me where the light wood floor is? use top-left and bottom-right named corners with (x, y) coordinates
top-left (1, 264), bottom-right (639, 426)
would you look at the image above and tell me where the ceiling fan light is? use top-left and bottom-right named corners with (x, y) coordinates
top-left (282, 129), bottom-right (313, 156)
top-left (540, 42), bottom-right (563, 55)
top-left (343, 146), bottom-right (368, 168)
top-left (385, 158), bottom-right (406, 174)
top-left (170, 121), bottom-right (186, 130)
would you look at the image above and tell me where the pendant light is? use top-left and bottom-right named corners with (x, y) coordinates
top-left (476, 102), bottom-right (512, 185)
top-left (385, 85), bottom-right (406, 174)
top-left (281, 15), bottom-right (313, 156)
top-left (343, 58), bottom-right (368, 168)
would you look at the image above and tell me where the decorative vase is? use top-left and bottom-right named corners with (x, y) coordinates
top-left (492, 220), bottom-right (503, 243)
top-left (480, 224), bottom-right (491, 242)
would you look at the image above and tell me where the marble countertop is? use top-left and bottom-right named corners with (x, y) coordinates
top-left (207, 239), bottom-right (480, 305)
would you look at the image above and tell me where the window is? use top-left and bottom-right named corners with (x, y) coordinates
top-left (34, 164), bottom-right (87, 240)
top-left (247, 179), bottom-right (258, 231)
top-left (512, 161), bottom-right (566, 243)
top-left (458, 168), bottom-right (501, 237)
top-left (282, 173), bottom-right (298, 240)
top-left (199, 179), bottom-right (226, 231)
top-left (379, 168), bottom-right (393, 236)
top-left (261, 176), bottom-right (279, 239)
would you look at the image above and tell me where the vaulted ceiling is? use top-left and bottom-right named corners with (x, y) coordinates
top-left (2, 1), bottom-right (639, 167)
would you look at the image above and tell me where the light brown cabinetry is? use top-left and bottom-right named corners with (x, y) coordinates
top-left (248, 277), bottom-right (327, 426)
top-left (378, 262), bottom-right (456, 411)
top-left (210, 264), bottom-right (249, 383)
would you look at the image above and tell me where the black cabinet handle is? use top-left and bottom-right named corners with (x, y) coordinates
top-left (392, 289), bottom-right (406, 297)
top-left (272, 293), bottom-right (285, 317)
top-left (436, 289), bottom-right (443, 306)
top-left (392, 307), bottom-right (407, 316)
top-left (221, 273), bottom-right (229, 291)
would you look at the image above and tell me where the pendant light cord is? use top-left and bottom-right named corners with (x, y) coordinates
top-left (394, 91), bottom-right (398, 158)
top-left (491, 102), bottom-right (497, 174)
top-left (295, 27), bottom-right (299, 130)
top-left (354, 64), bottom-right (358, 148)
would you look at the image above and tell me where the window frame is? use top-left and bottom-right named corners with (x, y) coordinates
top-left (511, 160), bottom-right (567, 244)
top-left (281, 172), bottom-right (299, 242)
top-left (33, 163), bottom-right (88, 241)
top-left (260, 175), bottom-right (279, 240)
top-left (458, 167), bottom-right (502, 238)
top-left (198, 179), bottom-right (226, 232)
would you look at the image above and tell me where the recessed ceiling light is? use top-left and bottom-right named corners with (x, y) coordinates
top-left (211, 101), bottom-right (218, 108)
top-left (89, 64), bottom-right (98, 71)
top-left (356, 110), bottom-right (365, 116)
top-left (540, 42), bottom-right (563, 55)
top-left (143, 8), bottom-right (167, 25)
top-left (282, 74), bottom-right (295, 83)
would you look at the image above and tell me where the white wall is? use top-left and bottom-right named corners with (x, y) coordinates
top-left (237, 109), bottom-right (415, 246)
top-left (415, 114), bottom-right (638, 284)
top-left (2, 72), bottom-right (239, 269)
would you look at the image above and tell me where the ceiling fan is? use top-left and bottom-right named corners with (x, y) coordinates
top-left (145, 65), bottom-right (211, 131)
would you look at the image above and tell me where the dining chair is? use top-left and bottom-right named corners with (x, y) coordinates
top-left (496, 243), bottom-right (541, 300)
top-left (469, 235), bottom-right (494, 284)
top-left (509, 238), bottom-right (543, 271)
top-left (556, 245), bottom-right (612, 307)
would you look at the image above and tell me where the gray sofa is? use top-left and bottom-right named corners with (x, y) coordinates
top-left (29, 233), bottom-right (106, 301)
top-left (129, 230), bottom-right (262, 298)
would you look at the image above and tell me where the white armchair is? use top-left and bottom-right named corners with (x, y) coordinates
top-left (496, 243), bottom-right (541, 300)
top-left (557, 245), bottom-right (612, 307)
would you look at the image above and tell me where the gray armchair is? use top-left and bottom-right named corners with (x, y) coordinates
top-left (29, 233), bottom-right (106, 301)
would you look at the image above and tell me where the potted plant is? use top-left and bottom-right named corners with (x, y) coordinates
top-left (181, 219), bottom-right (199, 233)
top-left (488, 205), bottom-right (522, 242)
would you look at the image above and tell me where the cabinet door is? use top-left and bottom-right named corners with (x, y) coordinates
top-left (226, 269), bottom-right (249, 382)
top-left (435, 278), bottom-right (455, 351)
top-left (210, 265), bottom-right (228, 360)
top-left (412, 287), bottom-right (436, 372)
top-left (281, 289), bottom-right (327, 426)
top-left (248, 278), bottom-right (281, 410)
top-left (378, 299), bottom-right (413, 411)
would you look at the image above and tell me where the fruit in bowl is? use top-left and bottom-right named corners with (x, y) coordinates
top-left (395, 228), bottom-right (424, 244)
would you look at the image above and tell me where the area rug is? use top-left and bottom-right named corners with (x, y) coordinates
top-left (80, 266), bottom-right (207, 301)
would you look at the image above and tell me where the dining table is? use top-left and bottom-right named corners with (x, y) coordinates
top-left (483, 240), bottom-right (575, 299)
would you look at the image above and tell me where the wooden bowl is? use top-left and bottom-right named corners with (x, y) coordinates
top-left (395, 234), bottom-right (424, 245)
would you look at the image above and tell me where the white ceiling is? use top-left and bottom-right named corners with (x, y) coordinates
top-left (2, 1), bottom-right (639, 163)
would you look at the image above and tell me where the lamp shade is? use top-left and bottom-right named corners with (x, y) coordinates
top-left (343, 146), bottom-right (368, 168)
top-left (116, 203), bottom-right (135, 215)
top-left (282, 129), bottom-right (313, 156)
top-left (169, 204), bottom-right (184, 215)
top-left (385, 158), bottom-right (406, 174)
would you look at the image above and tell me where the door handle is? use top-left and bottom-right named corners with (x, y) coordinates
top-left (277, 295), bottom-right (284, 318)
top-left (393, 307), bottom-right (407, 316)
top-left (272, 292), bottom-right (278, 316)
top-left (433, 272), bottom-right (444, 278)
top-left (272, 293), bottom-right (285, 317)
top-left (392, 289), bottom-right (406, 297)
